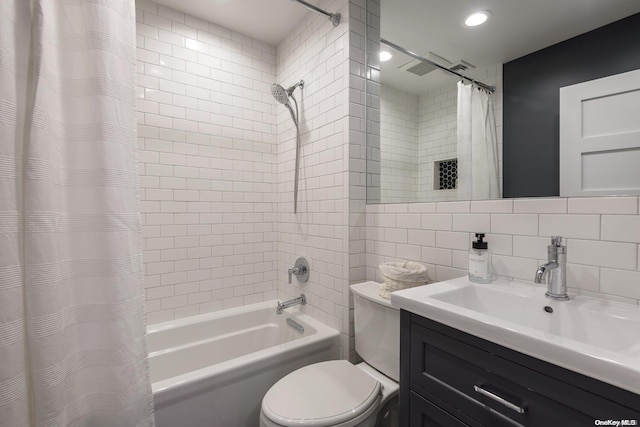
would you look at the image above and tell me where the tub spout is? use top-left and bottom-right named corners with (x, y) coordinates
top-left (276, 294), bottom-right (306, 314)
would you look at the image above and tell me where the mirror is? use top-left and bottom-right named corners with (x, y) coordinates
top-left (366, 0), bottom-right (640, 203)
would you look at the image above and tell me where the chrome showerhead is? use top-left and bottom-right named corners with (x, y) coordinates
top-left (271, 83), bottom-right (290, 106)
top-left (271, 80), bottom-right (305, 106)
top-left (272, 80), bottom-right (304, 127)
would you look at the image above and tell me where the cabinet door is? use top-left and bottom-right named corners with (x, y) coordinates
top-left (409, 392), bottom-right (471, 427)
top-left (560, 68), bottom-right (640, 196)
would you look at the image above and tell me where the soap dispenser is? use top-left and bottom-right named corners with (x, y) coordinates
top-left (469, 233), bottom-right (491, 283)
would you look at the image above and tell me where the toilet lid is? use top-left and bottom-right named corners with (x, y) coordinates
top-left (262, 360), bottom-right (381, 427)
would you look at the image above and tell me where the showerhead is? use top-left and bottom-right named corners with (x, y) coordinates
top-left (271, 80), bottom-right (305, 106)
top-left (271, 83), bottom-right (290, 106)
top-left (272, 80), bottom-right (304, 127)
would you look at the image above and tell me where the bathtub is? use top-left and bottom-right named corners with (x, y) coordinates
top-left (147, 301), bottom-right (340, 427)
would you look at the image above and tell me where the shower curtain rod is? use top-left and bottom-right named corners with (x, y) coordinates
top-left (291, 0), bottom-right (341, 26)
top-left (380, 38), bottom-right (496, 94)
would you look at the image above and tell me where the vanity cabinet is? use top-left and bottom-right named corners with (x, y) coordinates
top-left (399, 310), bottom-right (640, 426)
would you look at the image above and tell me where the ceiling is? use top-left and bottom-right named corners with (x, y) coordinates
top-left (381, 0), bottom-right (640, 94)
top-left (149, 0), bottom-right (640, 93)
top-left (151, 0), bottom-right (309, 46)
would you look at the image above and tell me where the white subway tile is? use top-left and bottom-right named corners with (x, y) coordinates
top-left (601, 215), bottom-right (640, 243)
top-left (375, 241), bottom-right (396, 257)
top-left (600, 268), bottom-right (640, 299)
top-left (452, 250), bottom-right (469, 270)
top-left (146, 285), bottom-right (174, 300)
top-left (384, 228), bottom-right (407, 244)
top-left (482, 234), bottom-right (512, 256)
top-left (436, 231), bottom-right (470, 250)
top-left (568, 197), bottom-right (638, 214)
top-left (434, 266), bottom-right (466, 282)
top-left (436, 201), bottom-right (470, 213)
top-left (396, 244), bottom-right (421, 261)
top-left (408, 203), bottom-right (436, 213)
top-left (452, 214), bottom-right (490, 233)
top-left (491, 255), bottom-right (539, 281)
top-left (408, 229), bottom-right (435, 247)
top-left (513, 236), bottom-right (551, 260)
top-left (565, 263), bottom-right (600, 293)
top-left (513, 198), bottom-right (567, 214)
top-left (397, 214), bottom-right (422, 229)
top-left (161, 295), bottom-right (188, 309)
top-left (539, 214), bottom-right (600, 240)
top-left (470, 199), bottom-right (513, 213)
top-left (375, 213), bottom-right (396, 228)
top-left (421, 214), bottom-right (452, 231)
top-left (491, 214), bottom-right (538, 236)
top-left (568, 240), bottom-right (637, 270)
top-left (421, 247), bottom-right (452, 266)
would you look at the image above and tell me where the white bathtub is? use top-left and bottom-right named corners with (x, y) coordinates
top-left (147, 301), bottom-right (340, 427)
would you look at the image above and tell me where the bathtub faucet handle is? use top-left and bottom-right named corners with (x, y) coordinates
top-left (287, 257), bottom-right (309, 284)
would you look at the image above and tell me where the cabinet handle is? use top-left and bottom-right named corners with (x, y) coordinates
top-left (473, 385), bottom-right (526, 414)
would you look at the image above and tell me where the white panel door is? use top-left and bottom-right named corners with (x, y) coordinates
top-left (560, 68), bottom-right (640, 197)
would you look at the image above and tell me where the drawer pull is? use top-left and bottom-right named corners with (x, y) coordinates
top-left (473, 385), bottom-right (526, 414)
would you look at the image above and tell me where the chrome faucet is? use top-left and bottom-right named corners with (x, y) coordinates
top-left (276, 294), bottom-right (306, 314)
top-left (534, 236), bottom-right (569, 301)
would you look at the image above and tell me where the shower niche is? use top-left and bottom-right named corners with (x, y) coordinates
top-left (435, 159), bottom-right (457, 191)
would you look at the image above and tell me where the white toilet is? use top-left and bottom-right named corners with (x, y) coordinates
top-left (259, 282), bottom-right (400, 427)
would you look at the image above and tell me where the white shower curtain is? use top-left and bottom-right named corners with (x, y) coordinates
top-left (456, 81), bottom-right (501, 200)
top-left (0, 1), bottom-right (155, 426)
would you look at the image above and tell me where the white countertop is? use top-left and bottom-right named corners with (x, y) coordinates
top-left (390, 276), bottom-right (640, 395)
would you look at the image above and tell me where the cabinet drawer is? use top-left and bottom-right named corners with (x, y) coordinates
top-left (407, 313), bottom-right (640, 425)
top-left (409, 391), bottom-right (471, 427)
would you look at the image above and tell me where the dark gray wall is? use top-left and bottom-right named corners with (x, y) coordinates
top-left (503, 13), bottom-right (640, 198)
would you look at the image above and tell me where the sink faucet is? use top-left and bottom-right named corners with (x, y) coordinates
top-left (276, 294), bottom-right (306, 314)
top-left (534, 236), bottom-right (569, 301)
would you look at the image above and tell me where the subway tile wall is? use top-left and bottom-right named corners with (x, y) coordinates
top-left (135, 1), bottom-right (279, 323)
top-left (365, 197), bottom-right (640, 305)
top-left (380, 84), bottom-right (419, 202)
top-left (275, 0), bottom-right (354, 356)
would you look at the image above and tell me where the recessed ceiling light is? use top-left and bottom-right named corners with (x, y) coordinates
top-left (379, 50), bottom-right (394, 62)
top-left (464, 10), bottom-right (491, 27)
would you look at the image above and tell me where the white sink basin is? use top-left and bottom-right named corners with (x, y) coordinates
top-left (391, 277), bottom-right (640, 395)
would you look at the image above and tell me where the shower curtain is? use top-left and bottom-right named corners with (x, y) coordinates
top-left (456, 81), bottom-right (501, 200)
top-left (0, 1), bottom-right (155, 426)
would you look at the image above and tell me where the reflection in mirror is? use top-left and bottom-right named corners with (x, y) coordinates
top-left (366, 0), bottom-right (640, 204)
top-left (367, 1), bottom-right (504, 203)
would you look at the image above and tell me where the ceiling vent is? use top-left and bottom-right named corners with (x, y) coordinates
top-left (400, 52), bottom-right (453, 77)
top-left (406, 61), bottom-right (438, 76)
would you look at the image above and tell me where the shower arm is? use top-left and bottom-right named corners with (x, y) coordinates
top-left (290, 0), bottom-right (341, 27)
top-left (380, 38), bottom-right (496, 94)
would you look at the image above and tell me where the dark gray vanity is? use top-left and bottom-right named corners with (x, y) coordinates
top-left (399, 311), bottom-right (640, 426)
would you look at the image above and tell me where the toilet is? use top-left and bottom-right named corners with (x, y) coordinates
top-left (259, 282), bottom-right (400, 427)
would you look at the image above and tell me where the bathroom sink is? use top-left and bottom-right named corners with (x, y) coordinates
top-left (390, 277), bottom-right (640, 395)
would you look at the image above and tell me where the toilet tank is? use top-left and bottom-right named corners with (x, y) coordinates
top-left (351, 282), bottom-right (400, 381)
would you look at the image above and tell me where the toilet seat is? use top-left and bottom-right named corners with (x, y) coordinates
top-left (261, 360), bottom-right (381, 427)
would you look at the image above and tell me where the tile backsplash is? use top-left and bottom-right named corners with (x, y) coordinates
top-left (365, 197), bottom-right (640, 305)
